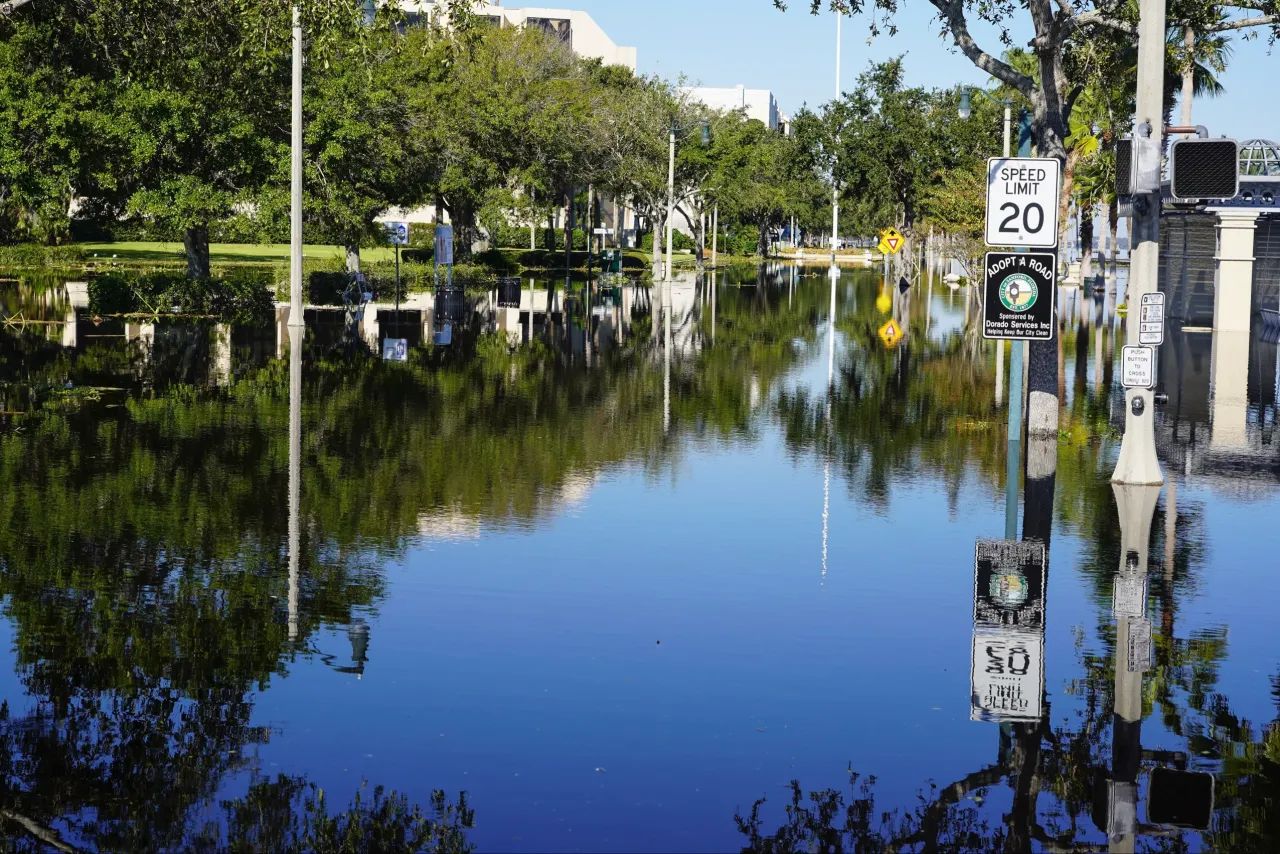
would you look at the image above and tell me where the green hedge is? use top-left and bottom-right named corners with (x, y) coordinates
top-left (0, 244), bottom-right (87, 269)
top-left (88, 271), bottom-right (275, 323)
top-left (639, 230), bottom-right (694, 253)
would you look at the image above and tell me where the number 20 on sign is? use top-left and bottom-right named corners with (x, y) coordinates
top-left (985, 158), bottom-right (1061, 249)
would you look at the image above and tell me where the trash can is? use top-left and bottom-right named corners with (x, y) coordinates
top-left (497, 276), bottom-right (521, 308)
top-left (601, 249), bottom-right (622, 274)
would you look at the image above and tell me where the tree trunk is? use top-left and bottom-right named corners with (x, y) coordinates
top-left (345, 242), bottom-right (361, 274)
top-left (183, 224), bottom-right (211, 279)
top-left (1181, 28), bottom-right (1195, 127)
top-left (757, 221), bottom-right (769, 258)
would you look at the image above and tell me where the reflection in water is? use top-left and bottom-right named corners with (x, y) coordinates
top-left (1, 266), bottom-right (1278, 849)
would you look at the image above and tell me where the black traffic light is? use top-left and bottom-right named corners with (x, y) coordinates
top-left (1115, 138), bottom-right (1132, 198)
top-left (1170, 138), bottom-right (1239, 202)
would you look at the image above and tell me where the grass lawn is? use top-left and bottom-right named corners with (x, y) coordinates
top-left (77, 241), bottom-right (402, 265)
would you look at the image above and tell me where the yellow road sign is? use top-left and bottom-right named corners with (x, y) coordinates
top-left (878, 227), bottom-right (905, 255)
top-left (878, 318), bottom-right (904, 348)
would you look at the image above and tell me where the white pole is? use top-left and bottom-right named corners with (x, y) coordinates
top-left (1112, 0), bottom-right (1166, 485)
top-left (287, 324), bottom-right (302, 640)
top-left (289, 4), bottom-right (304, 327)
top-left (711, 204), bottom-right (718, 268)
top-left (830, 10), bottom-right (841, 265)
top-left (1002, 104), bottom-right (1011, 158)
top-left (665, 128), bottom-right (676, 282)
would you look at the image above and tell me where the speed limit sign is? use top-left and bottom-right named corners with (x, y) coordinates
top-left (985, 158), bottom-right (1060, 249)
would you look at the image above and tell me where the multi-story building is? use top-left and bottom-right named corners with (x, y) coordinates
top-left (680, 85), bottom-right (790, 133)
top-left (402, 2), bottom-right (637, 71)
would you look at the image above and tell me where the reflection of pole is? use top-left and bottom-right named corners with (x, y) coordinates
top-left (287, 325), bottom-right (303, 642)
top-left (823, 266), bottom-right (838, 578)
top-left (1109, 483), bottom-right (1160, 853)
top-left (663, 280), bottom-right (672, 434)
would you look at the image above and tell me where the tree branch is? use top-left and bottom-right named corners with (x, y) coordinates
top-left (929, 0), bottom-right (1036, 97)
top-left (1064, 9), bottom-right (1137, 35)
top-left (1208, 14), bottom-right (1279, 31)
top-left (0, 0), bottom-right (35, 16)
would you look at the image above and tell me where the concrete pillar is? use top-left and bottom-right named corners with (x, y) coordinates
top-left (1213, 211), bottom-right (1259, 333)
top-left (1210, 330), bottom-right (1251, 449)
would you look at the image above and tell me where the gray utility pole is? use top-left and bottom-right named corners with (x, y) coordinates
top-left (289, 5), bottom-right (304, 328)
top-left (1113, 0), bottom-right (1166, 485)
top-left (830, 9), bottom-right (841, 265)
top-left (665, 126), bottom-right (676, 281)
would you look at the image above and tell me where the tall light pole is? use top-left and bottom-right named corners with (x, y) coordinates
top-left (665, 124), bottom-right (676, 281)
top-left (1112, 0), bottom-right (1166, 486)
top-left (289, 4), bottom-right (304, 327)
top-left (830, 9), bottom-right (841, 265)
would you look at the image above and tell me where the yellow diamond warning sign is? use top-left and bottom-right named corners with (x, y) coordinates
top-left (878, 318), bottom-right (904, 348)
top-left (878, 227), bottom-right (905, 255)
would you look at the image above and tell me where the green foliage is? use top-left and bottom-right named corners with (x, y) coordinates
top-left (640, 230), bottom-right (694, 253)
top-left (88, 270), bottom-right (274, 322)
top-left (0, 243), bottom-right (86, 269)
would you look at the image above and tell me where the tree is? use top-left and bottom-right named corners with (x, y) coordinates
top-left (290, 24), bottom-right (431, 274)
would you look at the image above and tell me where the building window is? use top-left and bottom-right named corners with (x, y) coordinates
top-left (394, 11), bottom-right (428, 34)
top-left (527, 17), bottom-right (572, 45)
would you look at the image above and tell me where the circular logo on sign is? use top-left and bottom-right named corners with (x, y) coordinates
top-left (999, 273), bottom-right (1038, 312)
top-left (990, 571), bottom-right (1029, 610)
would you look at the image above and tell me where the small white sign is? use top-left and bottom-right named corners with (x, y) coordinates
top-left (1127, 618), bottom-right (1152, 673)
top-left (1139, 292), bottom-right (1166, 345)
top-left (1121, 345), bottom-right (1156, 389)
top-left (1113, 573), bottom-right (1148, 619)
top-left (592, 227), bottom-right (613, 236)
top-left (985, 157), bottom-right (1062, 249)
top-left (381, 337), bottom-right (408, 362)
top-left (971, 628), bottom-right (1044, 722)
top-left (384, 221), bottom-right (410, 246)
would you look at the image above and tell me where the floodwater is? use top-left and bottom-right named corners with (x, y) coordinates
top-left (0, 263), bottom-right (1277, 852)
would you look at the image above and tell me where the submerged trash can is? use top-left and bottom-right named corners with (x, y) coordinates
top-left (497, 276), bottom-right (521, 308)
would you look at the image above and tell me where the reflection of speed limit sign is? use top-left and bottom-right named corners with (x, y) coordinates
top-left (985, 157), bottom-right (1061, 248)
top-left (970, 627), bottom-right (1044, 722)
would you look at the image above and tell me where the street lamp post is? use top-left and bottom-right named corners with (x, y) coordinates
top-left (831, 9), bottom-right (842, 265)
top-left (665, 125), bottom-right (676, 281)
top-left (289, 4), bottom-right (304, 327)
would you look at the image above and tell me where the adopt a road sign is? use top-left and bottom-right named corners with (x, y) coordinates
top-left (1139, 292), bottom-right (1166, 345)
top-left (982, 252), bottom-right (1057, 341)
top-left (971, 626), bottom-right (1044, 722)
top-left (878, 318), bottom-right (904, 347)
top-left (974, 539), bottom-right (1047, 630)
top-left (384, 221), bottom-right (410, 246)
top-left (1121, 345), bottom-right (1155, 389)
top-left (985, 157), bottom-right (1060, 248)
top-left (878, 227), bottom-right (905, 255)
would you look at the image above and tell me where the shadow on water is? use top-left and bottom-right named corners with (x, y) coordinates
top-left (0, 263), bottom-right (1278, 850)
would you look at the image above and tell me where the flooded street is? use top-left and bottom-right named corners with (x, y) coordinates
top-left (1, 264), bottom-right (1277, 852)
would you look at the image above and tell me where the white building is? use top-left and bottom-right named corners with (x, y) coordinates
top-left (680, 85), bottom-right (789, 132)
top-left (404, 2), bottom-right (637, 71)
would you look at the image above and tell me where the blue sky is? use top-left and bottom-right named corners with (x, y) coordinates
top-left (570, 0), bottom-right (1280, 143)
